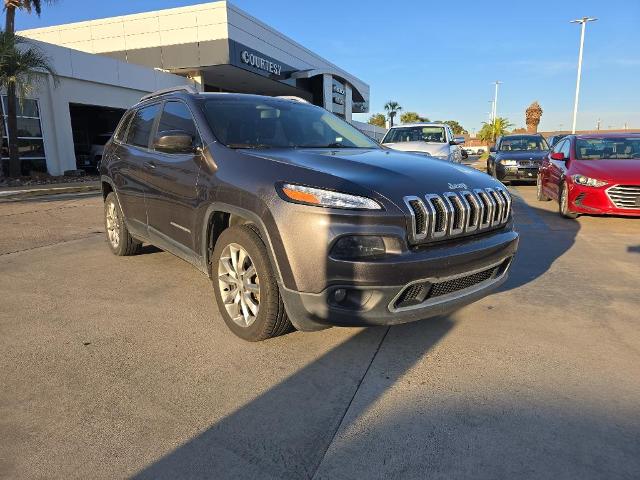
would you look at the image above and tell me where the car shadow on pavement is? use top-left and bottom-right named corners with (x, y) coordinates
top-left (132, 190), bottom-right (590, 479)
top-left (498, 189), bottom-right (579, 293)
top-left (136, 244), bottom-right (163, 255)
top-left (133, 319), bottom-right (455, 480)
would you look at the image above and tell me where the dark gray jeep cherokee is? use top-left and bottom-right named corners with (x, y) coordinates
top-left (100, 86), bottom-right (519, 341)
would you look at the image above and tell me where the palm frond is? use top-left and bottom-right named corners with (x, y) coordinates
top-left (0, 31), bottom-right (58, 113)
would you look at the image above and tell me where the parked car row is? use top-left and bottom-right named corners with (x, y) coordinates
top-left (485, 132), bottom-right (640, 219)
top-left (98, 86), bottom-right (639, 341)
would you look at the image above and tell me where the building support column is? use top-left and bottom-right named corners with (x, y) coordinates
top-left (344, 84), bottom-right (353, 123)
top-left (322, 73), bottom-right (333, 112)
top-left (40, 74), bottom-right (74, 175)
top-left (187, 70), bottom-right (204, 92)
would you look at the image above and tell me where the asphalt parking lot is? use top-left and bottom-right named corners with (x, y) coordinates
top-left (1, 185), bottom-right (639, 479)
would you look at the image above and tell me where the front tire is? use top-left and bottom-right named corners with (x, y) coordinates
top-left (104, 192), bottom-right (141, 256)
top-left (559, 182), bottom-right (578, 219)
top-left (212, 225), bottom-right (292, 341)
top-left (536, 174), bottom-right (550, 201)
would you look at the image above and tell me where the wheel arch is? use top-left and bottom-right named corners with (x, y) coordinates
top-left (201, 203), bottom-right (285, 287)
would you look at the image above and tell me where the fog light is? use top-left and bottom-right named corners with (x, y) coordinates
top-left (330, 236), bottom-right (386, 260)
top-left (333, 288), bottom-right (347, 303)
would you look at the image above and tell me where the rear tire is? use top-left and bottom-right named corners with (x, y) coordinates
top-left (211, 224), bottom-right (292, 341)
top-left (104, 192), bottom-right (141, 256)
top-left (559, 182), bottom-right (578, 219)
top-left (536, 174), bottom-right (551, 201)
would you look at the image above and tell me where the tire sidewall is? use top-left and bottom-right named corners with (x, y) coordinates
top-left (211, 225), bottom-right (280, 341)
top-left (559, 182), bottom-right (577, 218)
top-left (536, 174), bottom-right (546, 201)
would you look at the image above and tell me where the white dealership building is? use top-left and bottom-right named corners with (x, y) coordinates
top-left (12, 1), bottom-right (379, 176)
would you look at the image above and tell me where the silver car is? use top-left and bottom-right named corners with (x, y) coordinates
top-left (381, 123), bottom-right (465, 162)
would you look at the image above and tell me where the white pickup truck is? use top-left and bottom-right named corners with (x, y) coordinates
top-left (381, 123), bottom-right (465, 162)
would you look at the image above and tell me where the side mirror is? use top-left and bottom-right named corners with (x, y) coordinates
top-left (154, 130), bottom-right (194, 153)
top-left (550, 152), bottom-right (565, 161)
top-left (453, 136), bottom-right (466, 145)
top-left (490, 146), bottom-right (496, 153)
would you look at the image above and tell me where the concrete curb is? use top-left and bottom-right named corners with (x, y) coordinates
top-left (0, 184), bottom-right (100, 200)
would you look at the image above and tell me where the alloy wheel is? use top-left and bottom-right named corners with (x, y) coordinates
top-left (217, 243), bottom-right (260, 327)
top-left (105, 201), bottom-right (120, 248)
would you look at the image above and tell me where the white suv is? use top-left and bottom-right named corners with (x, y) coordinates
top-left (381, 123), bottom-right (465, 162)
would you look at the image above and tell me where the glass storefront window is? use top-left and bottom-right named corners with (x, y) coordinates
top-left (2, 97), bottom-right (40, 118)
top-left (1, 96), bottom-right (47, 174)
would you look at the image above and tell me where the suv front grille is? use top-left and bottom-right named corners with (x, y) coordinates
top-left (404, 187), bottom-right (511, 243)
top-left (606, 185), bottom-right (640, 209)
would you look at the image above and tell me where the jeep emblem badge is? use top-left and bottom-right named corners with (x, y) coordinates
top-left (448, 183), bottom-right (468, 190)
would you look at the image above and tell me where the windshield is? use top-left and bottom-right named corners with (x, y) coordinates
top-left (382, 126), bottom-right (446, 144)
top-left (576, 137), bottom-right (640, 160)
top-left (499, 136), bottom-right (548, 151)
top-left (201, 97), bottom-right (379, 149)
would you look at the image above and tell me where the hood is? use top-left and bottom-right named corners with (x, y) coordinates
top-left (382, 141), bottom-right (450, 157)
top-left (573, 159), bottom-right (640, 184)
top-left (495, 150), bottom-right (548, 161)
top-left (244, 147), bottom-right (501, 204)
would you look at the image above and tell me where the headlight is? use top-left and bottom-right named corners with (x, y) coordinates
top-left (571, 174), bottom-right (607, 187)
top-left (280, 183), bottom-right (382, 210)
top-left (499, 159), bottom-right (517, 166)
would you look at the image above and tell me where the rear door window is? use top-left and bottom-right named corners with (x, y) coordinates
top-left (126, 104), bottom-right (160, 148)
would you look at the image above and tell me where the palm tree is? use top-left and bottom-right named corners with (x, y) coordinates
top-left (3, 0), bottom-right (56, 177)
top-left (478, 117), bottom-right (513, 144)
top-left (5, 0), bottom-right (55, 34)
top-left (0, 31), bottom-right (57, 177)
top-left (400, 111), bottom-right (429, 124)
top-left (384, 101), bottom-right (402, 127)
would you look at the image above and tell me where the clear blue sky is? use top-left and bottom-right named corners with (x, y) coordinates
top-left (15, 0), bottom-right (640, 133)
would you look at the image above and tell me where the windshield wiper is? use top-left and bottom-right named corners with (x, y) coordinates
top-left (294, 143), bottom-right (360, 148)
top-left (226, 143), bottom-right (275, 149)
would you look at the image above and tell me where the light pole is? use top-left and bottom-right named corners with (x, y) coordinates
top-left (492, 81), bottom-right (502, 121)
top-left (570, 17), bottom-right (597, 134)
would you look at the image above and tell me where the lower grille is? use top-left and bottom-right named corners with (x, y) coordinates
top-left (429, 266), bottom-right (497, 299)
top-left (392, 259), bottom-right (511, 310)
top-left (607, 185), bottom-right (640, 209)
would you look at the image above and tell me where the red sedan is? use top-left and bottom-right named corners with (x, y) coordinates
top-left (537, 134), bottom-right (640, 218)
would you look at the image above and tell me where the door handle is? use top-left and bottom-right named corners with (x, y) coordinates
top-left (143, 161), bottom-right (156, 169)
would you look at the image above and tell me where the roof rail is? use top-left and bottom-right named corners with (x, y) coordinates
top-left (140, 85), bottom-right (199, 101)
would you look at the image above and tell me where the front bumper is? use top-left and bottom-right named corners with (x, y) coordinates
top-left (569, 184), bottom-right (640, 216)
top-left (495, 163), bottom-right (539, 182)
top-left (280, 229), bottom-right (519, 330)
